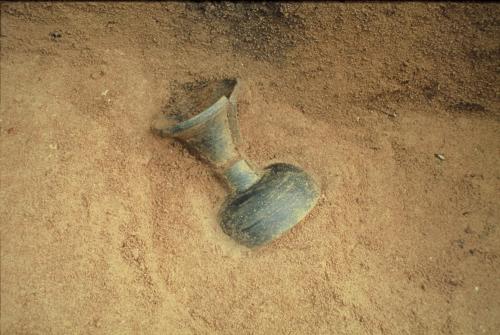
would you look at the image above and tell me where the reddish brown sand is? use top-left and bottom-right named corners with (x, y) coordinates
top-left (1, 3), bottom-right (499, 334)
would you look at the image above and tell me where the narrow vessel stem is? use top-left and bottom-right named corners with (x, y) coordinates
top-left (223, 160), bottom-right (260, 193)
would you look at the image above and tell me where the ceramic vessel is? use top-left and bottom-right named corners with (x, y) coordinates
top-left (152, 79), bottom-right (319, 247)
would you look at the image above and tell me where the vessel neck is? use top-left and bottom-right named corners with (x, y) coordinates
top-left (222, 160), bottom-right (260, 193)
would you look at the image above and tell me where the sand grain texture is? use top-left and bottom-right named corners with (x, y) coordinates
top-left (1, 3), bottom-right (499, 335)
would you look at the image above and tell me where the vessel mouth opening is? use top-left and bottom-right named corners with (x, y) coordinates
top-left (162, 78), bottom-right (237, 124)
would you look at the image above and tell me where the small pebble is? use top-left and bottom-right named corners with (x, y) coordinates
top-left (435, 153), bottom-right (445, 161)
top-left (49, 31), bottom-right (62, 40)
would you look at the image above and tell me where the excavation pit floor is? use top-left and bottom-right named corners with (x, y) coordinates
top-left (1, 3), bottom-right (499, 334)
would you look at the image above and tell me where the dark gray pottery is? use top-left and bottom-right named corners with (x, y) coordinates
top-left (152, 79), bottom-right (319, 247)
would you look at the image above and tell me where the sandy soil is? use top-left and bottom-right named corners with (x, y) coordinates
top-left (1, 3), bottom-right (499, 334)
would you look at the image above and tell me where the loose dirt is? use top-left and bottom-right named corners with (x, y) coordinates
top-left (1, 3), bottom-right (499, 335)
